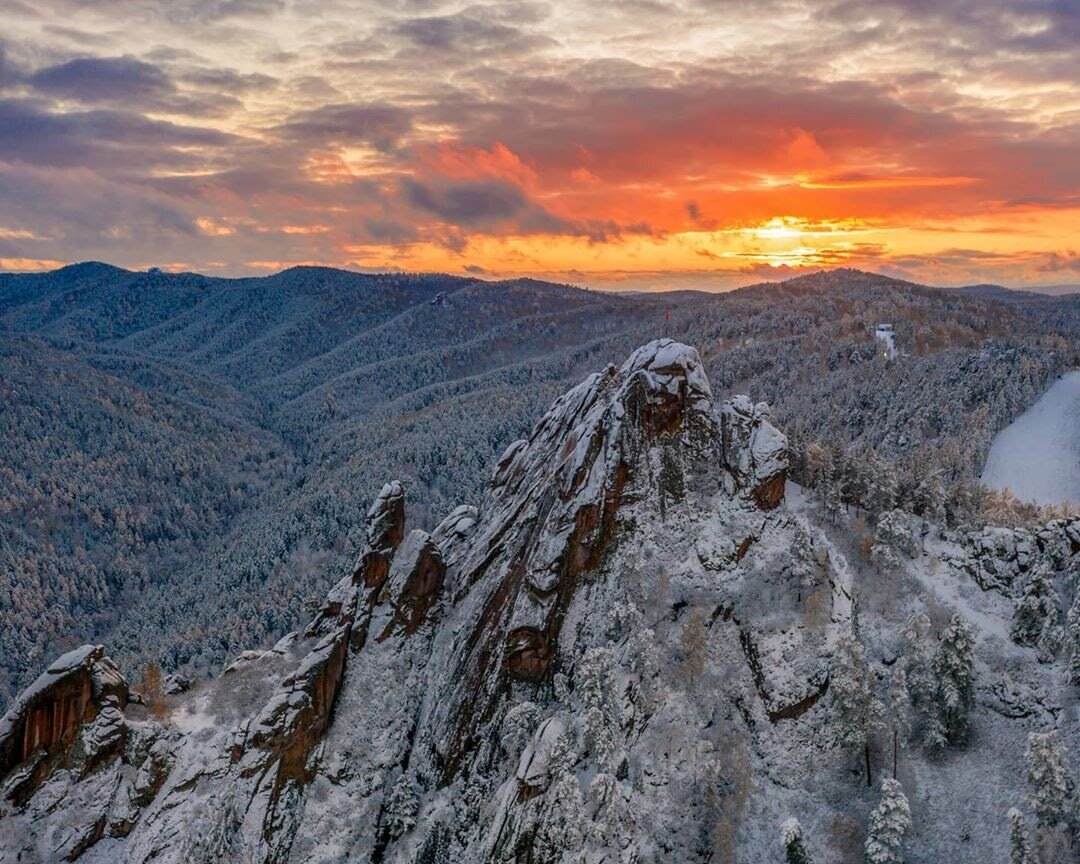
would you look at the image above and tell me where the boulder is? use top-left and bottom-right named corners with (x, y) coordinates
top-left (162, 674), bottom-right (191, 696)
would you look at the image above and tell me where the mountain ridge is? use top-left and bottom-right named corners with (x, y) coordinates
top-left (1, 340), bottom-right (1075, 864)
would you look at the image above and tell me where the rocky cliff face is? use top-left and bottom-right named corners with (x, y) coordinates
top-left (1, 340), bottom-right (1074, 864)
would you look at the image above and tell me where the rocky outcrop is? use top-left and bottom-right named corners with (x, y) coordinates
top-left (720, 395), bottom-right (790, 509)
top-left (950, 518), bottom-right (1080, 594)
top-left (0, 645), bottom-right (127, 804)
top-left (0, 341), bottom-right (858, 864)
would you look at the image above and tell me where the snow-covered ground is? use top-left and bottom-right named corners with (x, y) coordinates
top-left (981, 369), bottom-right (1080, 505)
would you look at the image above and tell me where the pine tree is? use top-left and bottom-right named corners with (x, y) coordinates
top-left (1011, 568), bottom-right (1061, 661)
top-left (578, 646), bottom-right (620, 770)
top-left (901, 612), bottom-right (934, 711)
top-left (864, 778), bottom-right (911, 864)
top-left (500, 701), bottom-right (540, 762)
top-left (587, 772), bottom-right (631, 850)
top-left (932, 614), bottom-right (975, 746)
top-left (1007, 807), bottom-right (1034, 864)
top-left (536, 753), bottom-right (585, 861)
top-left (781, 817), bottom-right (813, 864)
top-left (913, 462), bottom-right (945, 522)
top-left (825, 472), bottom-right (845, 524)
top-left (803, 441), bottom-right (830, 491)
top-left (383, 774), bottom-right (419, 839)
top-left (1026, 731), bottom-right (1070, 828)
top-left (872, 510), bottom-right (919, 571)
top-left (629, 626), bottom-right (662, 712)
top-left (831, 635), bottom-right (885, 785)
top-left (889, 667), bottom-right (911, 778)
top-left (865, 453), bottom-right (898, 518)
top-left (1066, 592), bottom-right (1080, 685)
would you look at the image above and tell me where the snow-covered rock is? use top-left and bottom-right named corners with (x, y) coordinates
top-left (949, 519), bottom-right (1080, 594)
top-left (719, 395), bottom-right (790, 508)
top-left (0, 341), bottom-right (1074, 864)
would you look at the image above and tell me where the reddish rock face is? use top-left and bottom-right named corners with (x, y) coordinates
top-left (377, 539), bottom-right (446, 641)
top-left (752, 472), bottom-right (787, 510)
top-left (17, 674), bottom-right (91, 768)
top-left (0, 645), bottom-right (128, 804)
top-left (506, 627), bottom-right (552, 682)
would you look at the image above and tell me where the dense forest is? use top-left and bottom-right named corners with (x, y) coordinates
top-left (1, 264), bottom-right (1078, 705)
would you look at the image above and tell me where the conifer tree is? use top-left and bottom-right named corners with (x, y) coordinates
top-left (1026, 731), bottom-right (1070, 828)
top-left (889, 667), bottom-right (911, 778)
top-left (578, 646), bottom-right (620, 770)
top-left (864, 779), bottom-right (911, 864)
top-left (932, 614), bottom-right (974, 746)
top-left (1007, 807), bottom-right (1034, 864)
top-left (866, 453), bottom-right (898, 519)
top-left (1011, 568), bottom-right (1061, 661)
top-left (901, 612), bottom-right (934, 711)
top-left (832, 635), bottom-right (884, 786)
top-left (383, 774), bottom-right (418, 840)
top-left (536, 731), bottom-right (585, 862)
top-left (1066, 592), bottom-right (1080, 685)
top-left (629, 626), bottom-right (662, 712)
top-left (781, 817), bottom-right (813, 864)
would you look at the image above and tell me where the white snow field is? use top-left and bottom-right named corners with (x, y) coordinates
top-left (981, 369), bottom-right (1080, 505)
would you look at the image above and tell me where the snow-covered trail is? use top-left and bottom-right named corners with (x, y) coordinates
top-left (980, 369), bottom-right (1080, 505)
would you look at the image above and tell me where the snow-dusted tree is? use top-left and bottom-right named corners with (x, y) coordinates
top-left (824, 463), bottom-right (845, 524)
top-left (1066, 592), bottom-right (1080, 685)
top-left (578, 645), bottom-right (620, 770)
top-left (383, 774), bottom-right (419, 840)
top-left (911, 459), bottom-right (946, 522)
top-left (864, 778), bottom-right (911, 864)
top-left (888, 667), bottom-right (911, 778)
top-left (1007, 807), bottom-right (1034, 864)
top-left (922, 713), bottom-right (950, 758)
top-left (1026, 731), bottom-right (1070, 828)
top-left (587, 771), bottom-right (632, 852)
top-left (500, 700), bottom-right (541, 763)
top-left (803, 441), bottom-right (831, 492)
top-left (535, 747), bottom-right (586, 861)
top-left (932, 614), bottom-right (975, 747)
top-left (873, 510), bottom-right (920, 563)
top-left (781, 816), bottom-right (813, 864)
top-left (865, 454), bottom-right (898, 519)
top-left (629, 626), bottom-right (662, 712)
top-left (1011, 567), bottom-right (1061, 661)
top-left (901, 612), bottom-right (934, 711)
top-left (831, 635), bottom-right (885, 785)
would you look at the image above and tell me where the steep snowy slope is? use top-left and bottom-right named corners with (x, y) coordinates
top-left (1, 342), bottom-right (1077, 864)
top-left (981, 370), bottom-right (1080, 506)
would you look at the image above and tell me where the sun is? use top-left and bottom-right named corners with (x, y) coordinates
top-left (751, 217), bottom-right (804, 240)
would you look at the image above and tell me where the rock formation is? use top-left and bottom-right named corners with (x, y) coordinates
top-left (1, 340), bottom-right (1073, 864)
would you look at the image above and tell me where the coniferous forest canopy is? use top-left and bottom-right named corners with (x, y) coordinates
top-left (1, 264), bottom-right (1079, 706)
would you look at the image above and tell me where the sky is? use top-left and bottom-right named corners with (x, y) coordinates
top-left (1, 0), bottom-right (1079, 290)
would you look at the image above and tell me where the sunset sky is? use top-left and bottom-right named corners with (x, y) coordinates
top-left (2, 0), bottom-right (1079, 289)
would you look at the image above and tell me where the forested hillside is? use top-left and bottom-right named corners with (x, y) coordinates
top-left (1, 264), bottom-right (1078, 704)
